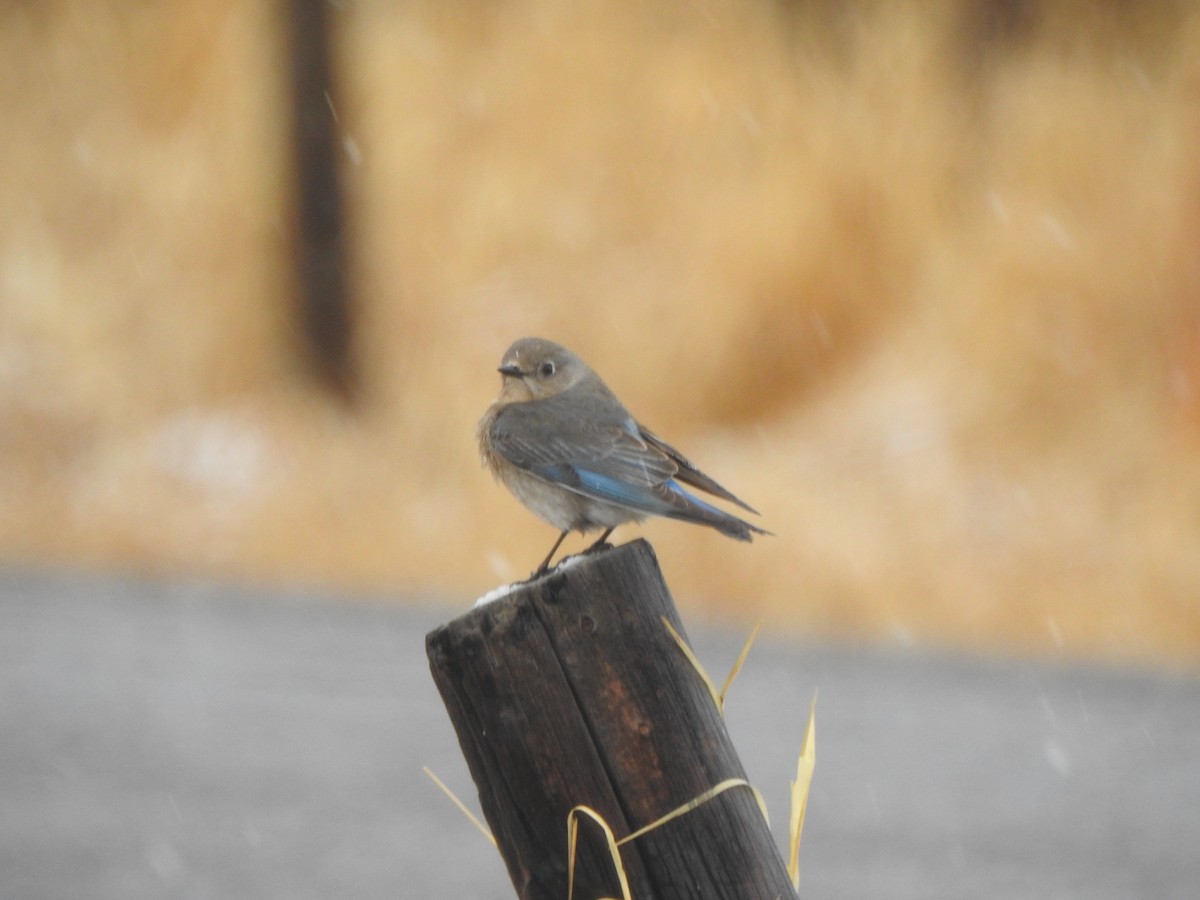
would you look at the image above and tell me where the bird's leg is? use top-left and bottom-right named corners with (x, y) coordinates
top-left (583, 527), bottom-right (616, 555)
top-left (533, 530), bottom-right (570, 577)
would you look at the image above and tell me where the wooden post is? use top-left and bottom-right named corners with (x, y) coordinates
top-left (426, 539), bottom-right (797, 900)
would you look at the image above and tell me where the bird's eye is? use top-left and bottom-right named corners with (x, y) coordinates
top-left (539, 361), bottom-right (556, 377)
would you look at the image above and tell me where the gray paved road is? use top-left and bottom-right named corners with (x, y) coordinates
top-left (2, 569), bottom-right (1197, 899)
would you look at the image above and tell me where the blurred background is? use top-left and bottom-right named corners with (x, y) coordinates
top-left (3, 0), bottom-right (1199, 669)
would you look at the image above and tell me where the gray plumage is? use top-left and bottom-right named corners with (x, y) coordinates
top-left (478, 337), bottom-right (768, 574)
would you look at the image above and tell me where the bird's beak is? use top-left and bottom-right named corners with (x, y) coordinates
top-left (498, 363), bottom-right (522, 378)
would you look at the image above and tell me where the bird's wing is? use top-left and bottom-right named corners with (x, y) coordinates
top-left (637, 425), bottom-right (760, 515)
top-left (490, 397), bottom-right (769, 539)
top-left (488, 397), bottom-right (680, 512)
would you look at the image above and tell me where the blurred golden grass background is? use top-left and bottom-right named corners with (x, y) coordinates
top-left (2, 1), bottom-right (1198, 667)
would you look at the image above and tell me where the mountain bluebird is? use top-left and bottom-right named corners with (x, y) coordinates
top-left (478, 337), bottom-right (769, 575)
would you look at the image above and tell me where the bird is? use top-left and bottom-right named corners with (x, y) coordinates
top-left (477, 337), bottom-right (769, 576)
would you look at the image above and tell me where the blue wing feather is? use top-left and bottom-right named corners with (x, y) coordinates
top-left (533, 463), bottom-right (736, 524)
top-left (489, 389), bottom-right (768, 540)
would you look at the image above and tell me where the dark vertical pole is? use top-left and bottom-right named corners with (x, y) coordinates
top-left (285, 0), bottom-right (355, 398)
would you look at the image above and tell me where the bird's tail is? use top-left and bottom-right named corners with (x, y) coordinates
top-left (661, 481), bottom-right (772, 541)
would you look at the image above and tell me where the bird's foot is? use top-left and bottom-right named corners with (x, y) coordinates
top-left (525, 562), bottom-right (553, 582)
top-left (583, 527), bottom-right (616, 555)
top-left (522, 530), bottom-right (571, 581)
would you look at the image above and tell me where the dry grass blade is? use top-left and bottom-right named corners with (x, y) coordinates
top-left (718, 619), bottom-right (762, 709)
top-left (787, 694), bottom-right (817, 891)
top-left (566, 805), bottom-right (631, 900)
top-left (618, 777), bottom-right (769, 845)
top-left (663, 617), bottom-right (762, 715)
top-left (422, 766), bottom-right (497, 849)
top-left (661, 616), bottom-right (722, 711)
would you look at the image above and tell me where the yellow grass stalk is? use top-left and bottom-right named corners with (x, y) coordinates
top-left (422, 766), bottom-right (497, 848)
top-left (662, 617), bottom-right (763, 715)
top-left (617, 777), bottom-right (768, 843)
top-left (567, 777), bottom-right (768, 900)
top-left (567, 805), bottom-right (631, 900)
top-left (786, 694), bottom-right (818, 891)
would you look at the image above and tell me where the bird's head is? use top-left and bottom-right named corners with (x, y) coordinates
top-left (494, 337), bottom-right (589, 402)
